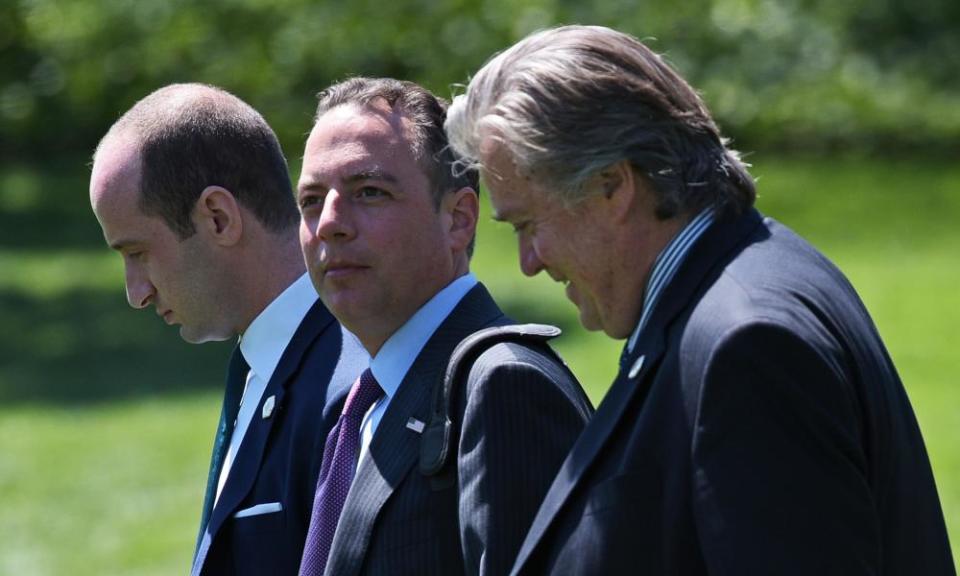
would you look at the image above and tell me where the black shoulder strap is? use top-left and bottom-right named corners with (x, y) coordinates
top-left (419, 323), bottom-right (562, 477)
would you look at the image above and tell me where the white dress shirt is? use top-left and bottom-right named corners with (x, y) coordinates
top-left (358, 273), bottom-right (478, 463)
top-left (214, 273), bottom-right (319, 504)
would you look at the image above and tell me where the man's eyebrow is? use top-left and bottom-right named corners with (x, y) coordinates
top-left (299, 167), bottom-right (398, 192)
top-left (108, 238), bottom-right (137, 251)
top-left (297, 173), bottom-right (326, 193)
top-left (344, 167), bottom-right (397, 185)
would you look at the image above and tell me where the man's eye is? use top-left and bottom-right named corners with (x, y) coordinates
top-left (298, 194), bottom-right (321, 210)
top-left (127, 251), bottom-right (145, 261)
top-left (357, 186), bottom-right (387, 200)
top-left (511, 221), bottom-right (531, 235)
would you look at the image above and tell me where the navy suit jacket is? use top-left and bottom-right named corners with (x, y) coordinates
top-left (322, 283), bottom-right (594, 576)
top-left (192, 300), bottom-right (365, 576)
top-left (512, 208), bottom-right (955, 575)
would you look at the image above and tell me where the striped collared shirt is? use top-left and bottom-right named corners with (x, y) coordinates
top-left (626, 207), bottom-right (716, 355)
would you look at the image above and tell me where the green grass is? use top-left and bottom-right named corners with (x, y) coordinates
top-left (0, 156), bottom-right (957, 572)
top-left (0, 395), bottom-right (218, 575)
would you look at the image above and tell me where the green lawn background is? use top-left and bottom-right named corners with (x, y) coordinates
top-left (0, 156), bottom-right (957, 573)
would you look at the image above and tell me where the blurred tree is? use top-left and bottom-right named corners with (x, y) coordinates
top-left (1, 0), bottom-right (958, 166)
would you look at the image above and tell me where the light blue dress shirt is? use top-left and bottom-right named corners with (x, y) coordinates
top-left (358, 272), bottom-right (478, 463)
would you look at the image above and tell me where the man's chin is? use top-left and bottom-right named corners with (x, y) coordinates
top-left (318, 291), bottom-right (366, 326)
top-left (576, 307), bottom-right (604, 333)
top-left (577, 307), bottom-right (629, 340)
top-left (178, 325), bottom-right (233, 344)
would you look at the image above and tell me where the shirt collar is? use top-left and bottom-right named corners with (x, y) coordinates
top-left (239, 273), bottom-right (318, 384)
top-left (627, 207), bottom-right (716, 353)
top-left (370, 273), bottom-right (478, 400)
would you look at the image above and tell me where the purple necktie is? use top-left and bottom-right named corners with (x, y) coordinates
top-left (300, 368), bottom-right (383, 576)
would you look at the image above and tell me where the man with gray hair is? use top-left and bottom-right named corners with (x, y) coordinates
top-left (89, 84), bottom-right (364, 575)
top-left (446, 25), bottom-right (954, 575)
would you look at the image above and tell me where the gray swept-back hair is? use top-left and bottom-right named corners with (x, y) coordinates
top-left (445, 25), bottom-right (755, 219)
top-left (95, 83), bottom-right (297, 238)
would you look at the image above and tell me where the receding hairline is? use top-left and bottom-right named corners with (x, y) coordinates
top-left (313, 99), bottom-right (421, 150)
top-left (95, 83), bottom-right (266, 159)
top-left (90, 129), bottom-right (142, 204)
top-left (309, 98), bottom-right (435, 188)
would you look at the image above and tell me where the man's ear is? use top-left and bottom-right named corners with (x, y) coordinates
top-left (194, 186), bottom-right (243, 246)
top-left (443, 186), bottom-right (480, 253)
top-left (593, 160), bottom-right (639, 224)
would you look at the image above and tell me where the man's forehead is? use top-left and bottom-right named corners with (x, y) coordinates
top-left (477, 131), bottom-right (504, 160)
top-left (310, 102), bottom-right (415, 149)
top-left (90, 136), bottom-right (141, 202)
top-left (301, 105), bottom-right (419, 184)
top-left (486, 179), bottom-right (528, 222)
top-left (300, 132), bottom-right (387, 177)
top-left (478, 136), bottom-right (525, 185)
top-left (481, 151), bottom-right (559, 223)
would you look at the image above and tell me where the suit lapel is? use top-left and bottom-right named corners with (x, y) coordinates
top-left (324, 283), bottom-right (504, 576)
top-left (194, 301), bottom-right (336, 572)
top-left (512, 208), bottom-right (765, 573)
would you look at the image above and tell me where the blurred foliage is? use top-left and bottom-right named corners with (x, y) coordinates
top-left (2, 0), bottom-right (959, 169)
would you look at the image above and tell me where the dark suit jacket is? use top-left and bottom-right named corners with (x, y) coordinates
top-left (192, 300), bottom-right (365, 576)
top-left (512, 208), bottom-right (955, 575)
top-left (322, 283), bottom-right (593, 576)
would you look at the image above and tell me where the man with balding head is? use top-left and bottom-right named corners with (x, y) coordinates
top-left (89, 84), bottom-right (365, 575)
top-left (447, 25), bottom-right (953, 575)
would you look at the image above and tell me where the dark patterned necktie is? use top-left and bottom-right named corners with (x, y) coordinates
top-left (195, 345), bottom-right (248, 552)
top-left (299, 368), bottom-right (383, 576)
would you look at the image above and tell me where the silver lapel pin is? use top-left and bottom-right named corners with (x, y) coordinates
top-left (261, 395), bottom-right (276, 419)
top-left (628, 355), bottom-right (646, 379)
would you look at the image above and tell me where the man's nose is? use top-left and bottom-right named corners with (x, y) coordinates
top-left (314, 188), bottom-right (356, 242)
top-left (518, 235), bottom-right (545, 277)
top-left (125, 267), bottom-right (155, 309)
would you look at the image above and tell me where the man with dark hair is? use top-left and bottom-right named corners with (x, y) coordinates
top-left (446, 25), bottom-right (954, 575)
top-left (296, 77), bottom-right (593, 576)
top-left (89, 83), bottom-right (366, 576)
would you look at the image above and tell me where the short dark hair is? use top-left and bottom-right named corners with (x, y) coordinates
top-left (97, 83), bottom-right (298, 238)
top-left (447, 25), bottom-right (756, 219)
top-left (314, 77), bottom-right (480, 208)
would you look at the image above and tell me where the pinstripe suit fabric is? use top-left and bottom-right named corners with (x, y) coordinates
top-left (322, 283), bottom-right (593, 576)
